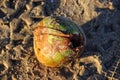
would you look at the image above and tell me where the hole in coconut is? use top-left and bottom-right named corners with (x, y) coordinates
top-left (70, 34), bottom-right (83, 49)
top-left (38, 48), bottom-right (41, 51)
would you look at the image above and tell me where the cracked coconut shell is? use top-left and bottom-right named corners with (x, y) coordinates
top-left (34, 17), bottom-right (86, 67)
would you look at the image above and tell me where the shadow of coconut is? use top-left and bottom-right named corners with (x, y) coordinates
top-left (43, 0), bottom-right (61, 16)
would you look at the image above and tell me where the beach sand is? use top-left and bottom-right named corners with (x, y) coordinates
top-left (0, 0), bottom-right (120, 80)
